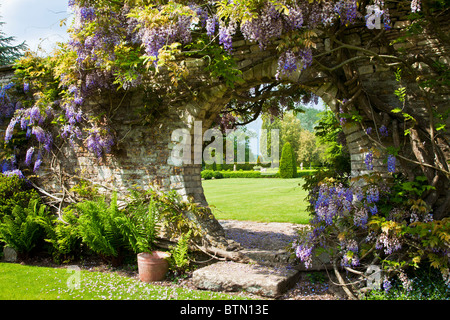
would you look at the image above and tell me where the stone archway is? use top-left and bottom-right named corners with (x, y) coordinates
top-left (3, 9), bottom-right (448, 251)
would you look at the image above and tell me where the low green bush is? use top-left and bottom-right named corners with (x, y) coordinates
top-left (0, 174), bottom-right (40, 220)
top-left (364, 264), bottom-right (450, 300)
top-left (74, 193), bottom-right (132, 266)
top-left (221, 170), bottom-right (269, 178)
top-left (0, 199), bottom-right (51, 258)
top-left (213, 171), bottom-right (223, 179)
top-left (201, 170), bottom-right (214, 180)
top-left (42, 208), bottom-right (82, 263)
top-left (42, 188), bottom-right (206, 266)
top-left (169, 230), bottom-right (192, 274)
top-left (72, 192), bottom-right (160, 266)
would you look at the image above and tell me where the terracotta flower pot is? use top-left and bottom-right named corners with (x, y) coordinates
top-left (137, 251), bottom-right (171, 282)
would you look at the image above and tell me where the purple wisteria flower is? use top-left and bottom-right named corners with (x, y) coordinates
top-left (376, 233), bottom-right (402, 255)
top-left (206, 16), bottom-right (217, 38)
top-left (1, 160), bottom-right (12, 173)
top-left (25, 147), bottom-right (35, 166)
top-left (86, 127), bottom-right (114, 160)
top-left (219, 20), bottom-right (236, 53)
top-left (3, 169), bottom-right (25, 179)
top-left (43, 133), bottom-right (53, 153)
top-left (383, 278), bottom-right (392, 292)
top-left (79, 6), bottom-right (96, 22)
top-left (275, 50), bottom-right (301, 79)
top-left (353, 208), bottom-right (368, 228)
top-left (366, 186), bottom-right (379, 204)
top-left (387, 154), bottom-right (396, 173)
top-left (411, 0), bottom-right (421, 13)
top-left (5, 117), bottom-right (18, 143)
top-left (283, 5), bottom-right (303, 30)
top-left (365, 150), bottom-right (374, 170)
top-left (299, 48), bottom-right (313, 69)
top-left (33, 158), bottom-right (42, 173)
top-left (295, 244), bottom-right (313, 269)
top-left (32, 126), bottom-right (46, 143)
top-left (379, 125), bottom-right (388, 137)
top-left (29, 106), bottom-right (41, 124)
top-left (354, 187), bottom-right (365, 202)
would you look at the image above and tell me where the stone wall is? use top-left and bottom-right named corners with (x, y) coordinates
top-left (0, 65), bottom-right (14, 85)
top-left (0, 8), bottom-right (449, 246)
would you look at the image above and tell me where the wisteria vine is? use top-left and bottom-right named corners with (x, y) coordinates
top-left (0, 0), bottom-right (421, 178)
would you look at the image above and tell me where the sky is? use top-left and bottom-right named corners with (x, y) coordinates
top-left (1, 0), bottom-right (71, 54)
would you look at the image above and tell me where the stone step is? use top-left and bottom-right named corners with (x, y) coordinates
top-left (241, 248), bottom-right (293, 265)
top-left (192, 261), bottom-right (300, 298)
top-left (240, 248), bottom-right (331, 271)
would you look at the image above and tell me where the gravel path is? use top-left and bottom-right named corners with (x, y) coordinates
top-left (218, 219), bottom-right (305, 251)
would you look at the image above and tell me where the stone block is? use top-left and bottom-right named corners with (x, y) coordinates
top-left (185, 58), bottom-right (205, 68)
top-left (324, 38), bottom-right (331, 52)
top-left (3, 246), bottom-right (17, 262)
top-left (358, 65), bottom-right (374, 75)
top-left (242, 69), bottom-right (254, 82)
top-left (344, 33), bottom-right (361, 46)
top-left (238, 59), bottom-right (253, 69)
top-left (192, 261), bottom-right (300, 297)
top-left (393, 41), bottom-right (414, 50)
top-left (393, 20), bottom-right (411, 29)
top-left (346, 130), bottom-right (366, 144)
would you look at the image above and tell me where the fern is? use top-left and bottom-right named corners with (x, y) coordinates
top-left (0, 199), bottom-right (48, 256)
top-left (124, 198), bottom-right (161, 254)
top-left (170, 230), bottom-right (192, 273)
top-left (74, 192), bottom-right (161, 264)
top-left (42, 209), bottom-right (81, 263)
top-left (76, 195), bottom-right (122, 260)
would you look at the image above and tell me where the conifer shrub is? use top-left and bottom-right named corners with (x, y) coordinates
top-left (279, 142), bottom-right (295, 179)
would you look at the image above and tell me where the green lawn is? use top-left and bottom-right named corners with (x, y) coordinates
top-left (0, 262), bottom-right (249, 300)
top-left (202, 178), bottom-right (311, 224)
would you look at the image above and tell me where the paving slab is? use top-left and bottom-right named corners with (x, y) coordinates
top-left (192, 261), bottom-right (300, 297)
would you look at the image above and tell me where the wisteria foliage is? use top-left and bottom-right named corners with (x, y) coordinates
top-left (0, 0), bottom-right (420, 176)
top-left (65, 0), bottom-right (406, 90)
top-left (293, 169), bottom-right (450, 287)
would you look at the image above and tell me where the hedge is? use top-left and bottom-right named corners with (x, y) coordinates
top-left (201, 169), bottom-right (317, 179)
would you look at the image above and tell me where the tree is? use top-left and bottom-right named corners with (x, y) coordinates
top-left (314, 109), bottom-right (350, 174)
top-left (296, 107), bottom-right (322, 133)
top-left (0, 13), bottom-right (27, 65)
top-left (279, 142), bottom-right (296, 179)
top-left (296, 129), bottom-right (326, 168)
top-left (280, 111), bottom-right (302, 154)
top-left (260, 111), bottom-right (302, 163)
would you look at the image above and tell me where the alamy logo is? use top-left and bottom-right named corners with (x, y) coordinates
top-left (169, 121), bottom-right (280, 175)
top-left (67, 265), bottom-right (81, 290)
top-left (365, 5), bottom-right (383, 29)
